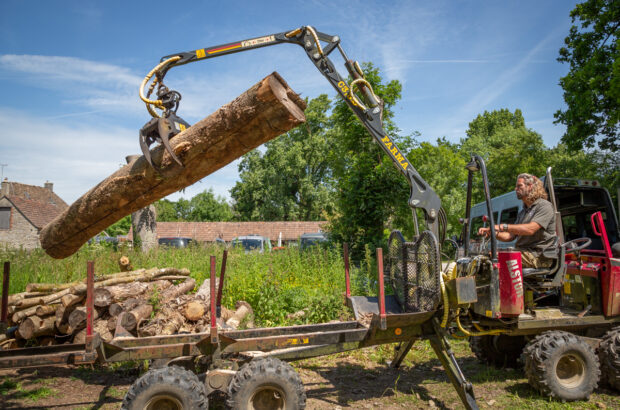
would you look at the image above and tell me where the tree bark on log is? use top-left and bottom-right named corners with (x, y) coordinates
top-left (18, 316), bottom-right (56, 339)
top-left (120, 304), bottom-right (153, 331)
top-left (94, 280), bottom-right (171, 307)
top-left (55, 304), bottom-right (77, 332)
top-left (35, 305), bottom-right (57, 317)
top-left (40, 72), bottom-right (306, 259)
top-left (161, 278), bottom-right (196, 300)
top-left (74, 320), bottom-right (112, 343)
top-left (68, 306), bottom-right (100, 330)
top-left (61, 294), bottom-right (84, 308)
top-left (12, 305), bottom-right (43, 324)
top-left (8, 292), bottom-right (48, 306)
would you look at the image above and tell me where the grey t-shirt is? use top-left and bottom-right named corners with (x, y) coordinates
top-left (515, 198), bottom-right (557, 257)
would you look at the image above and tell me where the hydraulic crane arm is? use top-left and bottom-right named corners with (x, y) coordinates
top-left (139, 26), bottom-right (444, 238)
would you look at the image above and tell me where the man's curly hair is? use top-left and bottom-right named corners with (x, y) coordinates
top-left (517, 173), bottom-right (548, 202)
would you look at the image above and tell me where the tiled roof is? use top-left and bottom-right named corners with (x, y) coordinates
top-left (131, 221), bottom-right (327, 242)
top-left (5, 196), bottom-right (68, 229)
top-left (1, 182), bottom-right (67, 207)
top-left (1, 181), bottom-right (69, 229)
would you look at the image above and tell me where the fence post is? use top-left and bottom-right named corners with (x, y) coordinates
top-left (377, 248), bottom-right (386, 330)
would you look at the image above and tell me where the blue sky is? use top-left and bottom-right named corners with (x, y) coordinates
top-left (0, 0), bottom-right (579, 204)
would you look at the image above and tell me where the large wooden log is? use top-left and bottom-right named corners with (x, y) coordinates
top-left (35, 305), bottom-right (57, 317)
top-left (18, 316), bottom-right (55, 339)
top-left (68, 306), bottom-right (100, 330)
top-left (94, 279), bottom-right (172, 307)
top-left (120, 304), bottom-right (153, 331)
top-left (40, 72), bottom-right (306, 259)
top-left (160, 278), bottom-right (196, 300)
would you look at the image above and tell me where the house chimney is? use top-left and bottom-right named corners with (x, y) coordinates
top-left (1, 178), bottom-right (8, 196)
top-left (44, 181), bottom-right (53, 192)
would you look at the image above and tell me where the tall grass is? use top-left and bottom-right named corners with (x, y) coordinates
top-left (0, 244), bottom-right (380, 327)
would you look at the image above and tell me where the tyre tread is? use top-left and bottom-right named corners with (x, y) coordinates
top-left (523, 330), bottom-right (599, 401)
top-left (121, 365), bottom-right (207, 410)
top-left (227, 356), bottom-right (306, 410)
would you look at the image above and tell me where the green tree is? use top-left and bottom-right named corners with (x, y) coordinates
top-left (154, 199), bottom-right (180, 221)
top-left (187, 189), bottom-right (232, 221)
top-left (155, 190), bottom-right (232, 222)
top-left (554, 0), bottom-right (620, 151)
top-left (231, 95), bottom-right (335, 221)
top-left (106, 215), bottom-right (131, 236)
top-left (328, 63), bottom-right (413, 259)
top-left (461, 109), bottom-right (548, 200)
top-left (404, 138), bottom-right (468, 238)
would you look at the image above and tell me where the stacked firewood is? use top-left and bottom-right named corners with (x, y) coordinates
top-left (1, 265), bottom-right (253, 349)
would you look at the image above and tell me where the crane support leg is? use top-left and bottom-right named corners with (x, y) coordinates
top-left (427, 319), bottom-right (478, 410)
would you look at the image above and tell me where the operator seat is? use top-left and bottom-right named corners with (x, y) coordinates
top-left (521, 237), bottom-right (566, 289)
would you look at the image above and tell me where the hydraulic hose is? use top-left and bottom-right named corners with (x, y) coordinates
top-left (455, 309), bottom-right (507, 337)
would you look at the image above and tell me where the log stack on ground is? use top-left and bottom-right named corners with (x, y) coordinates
top-left (2, 266), bottom-right (254, 349)
top-left (39, 72), bottom-right (306, 259)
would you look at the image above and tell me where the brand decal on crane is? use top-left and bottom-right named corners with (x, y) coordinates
top-left (336, 81), bottom-right (360, 108)
top-left (241, 35), bottom-right (276, 48)
top-left (381, 135), bottom-right (409, 171)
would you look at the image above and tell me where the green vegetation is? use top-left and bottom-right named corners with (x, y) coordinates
top-left (0, 244), bottom-right (374, 327)
top-left (555, 0), bottom-right (619, 152)
top-left (155, 188), bottom-right (233, 222)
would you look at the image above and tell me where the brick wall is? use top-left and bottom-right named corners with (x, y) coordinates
top-left (131, 221), bottom-right (328, 243)
top-left (0, 198), bottom-right (40, 250)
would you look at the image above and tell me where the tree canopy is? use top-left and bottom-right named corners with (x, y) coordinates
top-left (154, 189), bottom-right (232, 222)
top-left (230, 94), bottom-right (335, 221)
top-left (555, 0), bottom-right (620, 151)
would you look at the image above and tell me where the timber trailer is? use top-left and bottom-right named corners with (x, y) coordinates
top-left (0, 26), bottom-right (618, 409)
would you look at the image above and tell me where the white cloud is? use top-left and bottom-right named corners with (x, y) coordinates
top-left (0, 107), bottom-right (241, 204)
top-left (0, 54), bottom-right (138, 87)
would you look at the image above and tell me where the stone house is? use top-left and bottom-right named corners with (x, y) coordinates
top-left (0, 179), bottom-right (68, 250)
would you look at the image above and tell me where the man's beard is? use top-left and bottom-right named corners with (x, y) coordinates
top-left (516, 191), bottom-right (523, 200)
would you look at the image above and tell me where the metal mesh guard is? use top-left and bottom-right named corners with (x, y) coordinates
top-left (388, 230), bottom-right (441, 312)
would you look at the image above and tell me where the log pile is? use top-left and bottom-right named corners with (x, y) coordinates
top-left (1, 267), bottom-right (253, 349)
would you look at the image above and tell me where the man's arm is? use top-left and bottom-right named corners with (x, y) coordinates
top-left (478, 221), bottom-right (542, 242)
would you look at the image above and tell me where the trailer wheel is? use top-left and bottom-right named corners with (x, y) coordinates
top-left (469, 335), bottom-right (526, 368)
top-left (599, 327), bottom-right (620, 390)
top-left (227, 357), bottom-right (306, 410)
top-left (121, 366), bottom-right (208, 410)
top-left (524, 331), bottom-right (599, 401)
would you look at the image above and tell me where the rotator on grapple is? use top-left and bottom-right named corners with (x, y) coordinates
top-left (138, 58), bottom-right (189, 172)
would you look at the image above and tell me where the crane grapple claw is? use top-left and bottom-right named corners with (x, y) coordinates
top-left (139, 113), bottom-right (190, 172)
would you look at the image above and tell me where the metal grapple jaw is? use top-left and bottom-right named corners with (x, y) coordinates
top-left (139, 112), bottom-right (190, 172)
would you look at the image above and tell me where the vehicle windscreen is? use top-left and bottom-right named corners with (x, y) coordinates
top-left (234, 239), bottom-right (263, 251)
top-left (301, 238), bottom-right (322, 249)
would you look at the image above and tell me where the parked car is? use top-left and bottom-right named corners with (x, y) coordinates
top-left (88, 232), bottom-right (119, 249)
top-left (231, 235), bottom-right (272, 253)
top-left (158, 237), bottom-right (193, 248)
top-left (300, 232), bottom-right (329, 250)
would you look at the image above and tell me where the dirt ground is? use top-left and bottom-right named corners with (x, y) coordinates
top-left (0, 343), bottom-right (618, 409)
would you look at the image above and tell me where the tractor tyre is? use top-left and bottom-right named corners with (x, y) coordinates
top-left (523, 331), bottom-right (599, 401)
top-left (469, 335), bottom-right (526, 368)
top-left (598, 327), bottom-right (620, 390)
top-left (227, 356), bottom-right (306, 410)
top-left (121, 366), bottom-right (208, 410)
